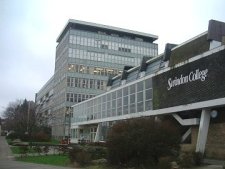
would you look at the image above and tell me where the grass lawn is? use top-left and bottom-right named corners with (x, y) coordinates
top-left (16, 155), bottom-right (70, 167)
top-left (10, 146), bottom-right (38, 154)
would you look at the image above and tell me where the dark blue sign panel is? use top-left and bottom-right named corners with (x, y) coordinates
top-left (153, 49), bottom-right (225, 109)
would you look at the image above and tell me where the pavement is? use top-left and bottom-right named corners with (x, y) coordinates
top-left (0, 136), bottom-right (76, 169)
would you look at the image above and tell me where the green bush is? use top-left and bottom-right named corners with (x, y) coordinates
top-left (19, 146), bottom-right (29, 157)
top-left (107, 117), bottom-right (181, 167)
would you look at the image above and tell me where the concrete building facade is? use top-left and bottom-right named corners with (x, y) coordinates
top-left (36, 19), bottom-right (158, 138)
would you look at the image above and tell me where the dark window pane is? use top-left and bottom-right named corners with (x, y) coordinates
top-left (123, 96), bottom-right (128, 105)
top-left (145, 89), bottom-right (152, 100)
top-left (137, 102), bottom-right (144, 112)
top-left (137, 81), bottom-right (143, 92)
top-left (145, 100), bottom-right (152, 111)
top-left (130, 94), bottom-right (136, 104)
top-left (130, 104), bottom-right (136, 113)
top-left (137, 92), bottom-right (143, 102)
top-left (145, 78), bottom-right (152, 89)
top-left (129, 84), bottom-right (136, 94)
top-left (123, 87), bottom-right (128, 96)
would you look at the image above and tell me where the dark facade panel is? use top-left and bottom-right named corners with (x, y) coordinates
top-left (169, 34), bottom-right (210, 66)
top-left (153, 49), bottom-right (225, 109)
top-left (208, 20), bottom-right (225, 42)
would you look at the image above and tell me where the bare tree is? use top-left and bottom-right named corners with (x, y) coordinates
top-left (3, 99), bottom-right (36, 137)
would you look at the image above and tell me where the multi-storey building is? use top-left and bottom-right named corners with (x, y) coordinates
top-left (36, 19), bottom-right (158, 138)
top-left (70, 20), bottom-right (225, 159)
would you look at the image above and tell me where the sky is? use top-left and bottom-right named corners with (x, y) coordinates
top-left (0, 0), bottom-right (225, 117)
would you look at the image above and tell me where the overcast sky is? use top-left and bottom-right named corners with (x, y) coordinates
top-left (0, 0), bottom-right (225, 117)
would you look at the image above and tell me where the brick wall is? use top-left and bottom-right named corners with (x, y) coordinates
top-left (181, 123), bottom-right (225, 160)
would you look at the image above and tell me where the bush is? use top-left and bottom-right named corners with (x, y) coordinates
top-left (157, 157), bottom-right (172, 169)
top-left (43, 145), bottom-right (50, 156)
top-left (68, 145), bottom-right (91, 166)
top-left (193, 152), bottom-right (203, 166)
top-left (19, 146), bottom-right (29, 157)
top-left (6, 132), bottom-right (20, 140)
top-left (107, 117), bottom-right (181, 167)
top-left (33, 145), bottom-right (42, 155)
top-left (76, 151), bottom-right (91, 166)
top-left (32, 131), bottom-right (50, 142)
top-left (178, 152), bottom-right (193, 168)
top-left (85, 146), bottom-right (107, 160)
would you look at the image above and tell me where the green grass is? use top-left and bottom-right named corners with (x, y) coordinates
top-left (10, 146), bottom-right (21, 154)
top-left (16, 155), bottom-right (70, 167)
top-left (10, 146), bottom-right (38, 154)
top-left (30, 139), bottom-right (60, 145)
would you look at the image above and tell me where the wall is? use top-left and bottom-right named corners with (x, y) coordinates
top-left (181, 123), bottom-right (225, 160)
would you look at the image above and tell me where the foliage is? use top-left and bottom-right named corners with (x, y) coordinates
top-left (32, 131), bottom-right (51, 142)
top-left (178, 152), bottom-right (194, 168)
top-left (107, 117), bottom-right (181, 167)
top-left (192, 152), bottom-right (203, 166)
top-left (84, 145), bottom-right (107, 160)
top-left (33, 145), bottom-right (42, 155)
top-left (43, 145), bottom-right (50, 156)
top-left (3, 100), bottom-right (36, 140)
top-left (16, 155), bottom-right (69, 167)
top-left (76, 150), bottom-right (92, 166)
top-left (157, 157), bottom-right (172, 169)
top-left (58, 145), bottom-right (69, 155)
top-left (68, 145), bottom-right (92, 166)
top-left (19, 146), bottom-right (29, 157)
top-left (3, 99), bottom-right (52, 142)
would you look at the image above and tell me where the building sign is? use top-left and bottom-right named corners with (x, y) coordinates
top-left (167, 68), bottom-right (208, 90)
top-left (152, 49), bottom-right (225, 110)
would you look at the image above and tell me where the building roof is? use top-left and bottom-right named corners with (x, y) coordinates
top-left (57, 19), bottom-right (158, 43)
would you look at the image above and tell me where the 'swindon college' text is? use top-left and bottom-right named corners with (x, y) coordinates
top-left (167, 69), bottom-right (208, 90)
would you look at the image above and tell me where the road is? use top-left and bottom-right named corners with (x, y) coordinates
top-left (0, 136), bottom-right (76, 169)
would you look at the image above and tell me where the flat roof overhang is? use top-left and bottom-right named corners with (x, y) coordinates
top-left (57, 19), bottom-right (158, 43)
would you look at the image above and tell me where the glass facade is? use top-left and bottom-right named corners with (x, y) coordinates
top-left (41, 19), bottom-right (158, 138)
top-left (71, 77), bottom-right (153, 123)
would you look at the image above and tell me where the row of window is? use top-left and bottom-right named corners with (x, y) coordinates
top-left (72, 78), bottom-right (153, 123)
top-left (68, 64), bottom-right (122, 76)
top-left (67, 77), bottom-right (107, 90)
top-left (69, 35), bottom-right (157, 56)
top-left (68, 48), bottom-right (141, 66)
top-left (66, 93), bottom-right (95, 103)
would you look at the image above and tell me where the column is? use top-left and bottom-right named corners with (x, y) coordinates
top-left (195, 109), bottom-right (211, 154)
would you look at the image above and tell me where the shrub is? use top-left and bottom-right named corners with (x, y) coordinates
top-left (68, 145), bottom-right (91, 166)
top-left (32, 131), bottom-right (50, 142)
top-left (107, 117), bottom-right (181, 167)
top-left (178, 152), bottom-right (193, 168)
top-left (85, 146), bottom-right (107, 160)
top-left (6, 132), bottom-right (19, 140)
top-left (33, 145), bottom-right (42, 155)
top-left (19, 145), bottom-right (29, 157)
top-left (76, 150), bottom-right (91, 166)
top-left (157, 157), bottom-right (172, 169)
top-left (43, 145), bottom-right (50, 156)
top-left (193, 152), bottom-right (203, 166)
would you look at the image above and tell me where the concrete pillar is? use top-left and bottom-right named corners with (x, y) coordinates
top-left (196, 109), bottom-right (211, 154)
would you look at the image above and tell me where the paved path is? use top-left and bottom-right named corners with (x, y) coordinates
top-left (0, 136), bottom-right (76, 169)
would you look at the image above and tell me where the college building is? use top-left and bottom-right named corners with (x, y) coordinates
top-left (35, 19), bottom-right (158, 138)
top-left (70, 20), bottom-right (225, 158)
